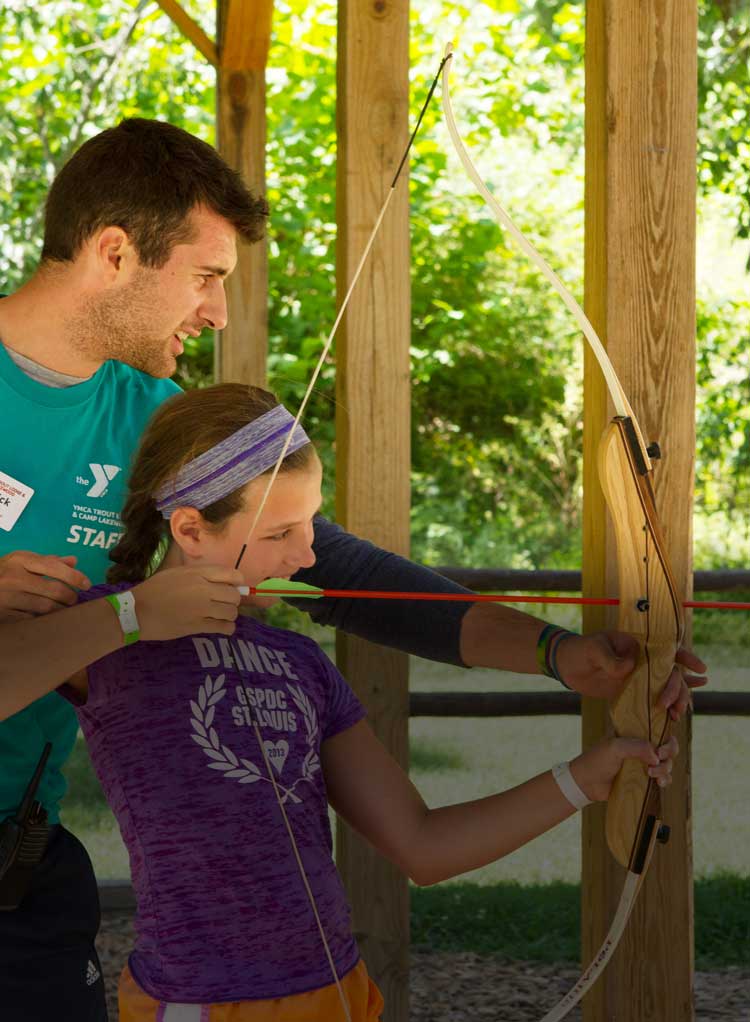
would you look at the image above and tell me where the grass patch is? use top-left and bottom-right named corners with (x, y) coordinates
top-left (411, 875), bottom-right (750, 968)
top-left (411, 881), bottom-right (580, 962)
top-left (410, 738), bottom-right (466, 773)
top-left (694, 872), bottom-right (750, 967)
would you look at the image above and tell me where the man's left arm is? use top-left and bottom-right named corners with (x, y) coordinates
top-left (295, 517), bottom-right (707, 710)
top-left (294, 516), bottom-right (472, 666)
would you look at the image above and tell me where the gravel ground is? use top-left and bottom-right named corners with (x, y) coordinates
top-left (98, 912), bottom-right (750, 1021)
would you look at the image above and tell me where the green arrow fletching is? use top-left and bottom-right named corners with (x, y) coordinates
top-left (254, 578), bottom-right (324, 599)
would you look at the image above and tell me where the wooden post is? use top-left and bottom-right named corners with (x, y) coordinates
top-left (335, 1), bottom-right (411, 1020)
top-left (215, 0), bottom-right (273, 384)
top-left (154, 0), bottom-right (271, 382)
top-left (582, 2), bottom-right (697, 1019)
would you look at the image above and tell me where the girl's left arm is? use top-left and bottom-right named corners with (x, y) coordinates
top-left (322, 720), bottom-right (676, 886)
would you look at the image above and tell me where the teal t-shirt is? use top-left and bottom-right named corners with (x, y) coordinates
top-left (0, 342), bottom-right (179, 822)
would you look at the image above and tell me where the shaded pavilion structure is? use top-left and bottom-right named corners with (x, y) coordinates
top-left (151, 2), bottom-right (698, 1020)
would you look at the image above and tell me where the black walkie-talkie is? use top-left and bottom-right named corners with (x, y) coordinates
top-left (0, 742), bottom-right (52, 910)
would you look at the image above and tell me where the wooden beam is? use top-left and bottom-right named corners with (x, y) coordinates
top-left (215, 0), bottom-right (270, 384)
top-left (221, 0), bottom-right (273, 70)
top-left (335, 1), bottom-right (411, 1020)
top-left (582, 2), bottom-right (697, 1019)
top-left (155, 0), bottom-right (218, 66)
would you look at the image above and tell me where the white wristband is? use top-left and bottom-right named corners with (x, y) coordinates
top-left (552, 761), bottom-right (593, 811)
top-left (105, 590), bottom-right (140, 645)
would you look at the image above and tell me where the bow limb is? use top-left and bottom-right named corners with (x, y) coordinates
top-left (440, 44), bottom-right (649, 457)
top-left (538, 869), bottom-right (643, 1022)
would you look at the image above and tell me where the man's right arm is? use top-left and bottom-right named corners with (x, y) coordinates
top-left (0, 565), bottom-right (245, 720)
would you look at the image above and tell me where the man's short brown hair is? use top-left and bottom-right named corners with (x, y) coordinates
top-left (41, 118), bottom-right (268, 267)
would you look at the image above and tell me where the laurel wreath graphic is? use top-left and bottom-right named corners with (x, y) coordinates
top-left (287, 683), bottom-right (320, 786)
top-left (189, 673), bottom-right (320, 803)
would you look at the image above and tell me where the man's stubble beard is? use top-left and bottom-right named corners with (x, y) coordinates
top-left (70, 268), bottom-right (176, 378)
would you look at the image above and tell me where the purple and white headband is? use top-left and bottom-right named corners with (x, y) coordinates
top-left (154, 405), bottom-right (311, 519)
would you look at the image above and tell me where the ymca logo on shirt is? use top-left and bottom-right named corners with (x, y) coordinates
top-left (76, 463), bottom-right (121, 498)
top-left (65, 463), bottom-right (124, 550)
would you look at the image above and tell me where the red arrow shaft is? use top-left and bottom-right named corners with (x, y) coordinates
top-left (254, 588), bottom-right (750, 610)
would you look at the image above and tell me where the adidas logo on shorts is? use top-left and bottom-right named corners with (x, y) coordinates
top-left (86, 959), bottom-right (101, 987)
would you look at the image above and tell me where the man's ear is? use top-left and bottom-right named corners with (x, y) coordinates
top-left (169, 507), bottom-right (210, 558)
top-left (91, 226), bottom-right (138, 283)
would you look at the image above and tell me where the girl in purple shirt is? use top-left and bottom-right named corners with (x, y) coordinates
top-left (9, 384), bottom-right (678, 1022)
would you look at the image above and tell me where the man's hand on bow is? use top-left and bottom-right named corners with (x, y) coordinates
top-left (663, 646), bottom-right (709, 720)
top-left (556, 631), bottom-right (707, 718)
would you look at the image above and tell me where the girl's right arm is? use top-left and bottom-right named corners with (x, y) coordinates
top-left (0, 564), bottom-right (246, 720)
top-left (323, 721), bottom-right (678, 887)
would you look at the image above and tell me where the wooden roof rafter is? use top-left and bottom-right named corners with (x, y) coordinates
top-left (155, 0), bottom-right (273, 70)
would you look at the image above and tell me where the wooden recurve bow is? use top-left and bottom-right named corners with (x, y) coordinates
top-left (440, 43), bottom-right (685, 1020)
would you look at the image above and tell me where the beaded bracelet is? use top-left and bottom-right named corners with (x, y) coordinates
top-left (535, 623), bottom-right (577, 690)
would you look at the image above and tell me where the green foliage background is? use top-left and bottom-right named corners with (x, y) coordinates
top-left (1, 0), bottom-right (748, 570)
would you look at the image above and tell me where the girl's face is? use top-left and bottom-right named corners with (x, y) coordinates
top-left (167, 451), bottom-right (322, 600)
top-left (194, 456), bottom-right (323, 607)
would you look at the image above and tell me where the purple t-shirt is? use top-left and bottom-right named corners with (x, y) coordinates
top-left (67, 585), bottom-right (366, 1003)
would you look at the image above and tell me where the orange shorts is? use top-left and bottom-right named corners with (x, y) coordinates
top-left (118, 959), bottom-right (384, 1022)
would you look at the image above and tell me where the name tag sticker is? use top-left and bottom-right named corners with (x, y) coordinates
top-left (0, 470), bottom-right (34, 531)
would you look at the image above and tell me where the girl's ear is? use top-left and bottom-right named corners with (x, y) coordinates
top-left (169, 506), bottom-right (210, 557)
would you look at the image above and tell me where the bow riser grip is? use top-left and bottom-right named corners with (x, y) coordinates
top-left (597, 419), bottom-right (684, 868)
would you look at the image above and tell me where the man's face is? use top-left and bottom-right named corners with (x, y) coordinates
top-left (84, 205), bottom-right (238, 378)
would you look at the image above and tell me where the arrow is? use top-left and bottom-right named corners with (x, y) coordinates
top-left (252, 580), bottom-right (750, 610)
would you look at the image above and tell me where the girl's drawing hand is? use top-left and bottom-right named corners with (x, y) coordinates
top-left (134, 565), bottom-right (245, 640)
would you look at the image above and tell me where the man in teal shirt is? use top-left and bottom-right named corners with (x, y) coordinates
top-left (0, 119), bottom-right (703, 1021)
top-left (0, 118), bottom-right (269, 1021)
